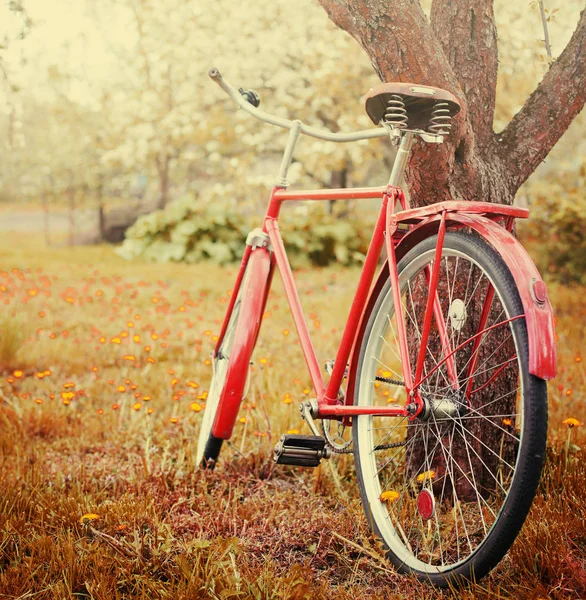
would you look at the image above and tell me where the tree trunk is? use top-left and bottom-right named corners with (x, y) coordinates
top-left (96, 174), bottom-right (105, 242)
top-left (67, 173), bottom-right (75, 247)
top-left (156, 153), bottom-right (171, 210)
top-left (42, 188), bottom-right (51, 247)
top-left (328, 167), bottom-right (348, 215)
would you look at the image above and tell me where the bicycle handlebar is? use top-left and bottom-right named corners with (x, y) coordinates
top-left (208, 67), bottom-right (388, 143)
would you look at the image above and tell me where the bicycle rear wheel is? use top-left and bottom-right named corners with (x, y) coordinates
top-left (353, 232), bottom-right (547, 585)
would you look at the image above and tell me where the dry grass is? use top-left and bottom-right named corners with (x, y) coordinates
top-left (0, 232), bottom-right (584, 599)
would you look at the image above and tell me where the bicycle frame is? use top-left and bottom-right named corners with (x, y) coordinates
top-left (209, 69), bottom-right (556, 441)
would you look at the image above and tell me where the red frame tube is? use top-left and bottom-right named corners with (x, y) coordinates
top-left (465, 284), bottom-right (495, 400)
top-left (214, 245), bottom-right (251, 355)
top-left (385, 193), bottom-right (415, 393)
top-left (323, 192), bottom-right (390, 404)
top-left (265, 216), bottom-right (326, 398)
top-left (273, 186), bottom-right (388, 203)
top-left (425, 266), bottom-right (459, 388)
top-left (414, 214), bottom-right (447, 386)
top-left (318, 403), bottom-right (410, 417)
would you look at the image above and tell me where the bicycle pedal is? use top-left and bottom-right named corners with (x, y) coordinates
top-left (273, 434), bottom-right (330, 467)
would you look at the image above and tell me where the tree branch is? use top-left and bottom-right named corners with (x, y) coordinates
top-left (498, 8), bottom-right (586, 189)
top-left (316, 0), bottom-right (462, 95)
top-left (316, 0), bottom-right (473, 203)
top-left (430, 0), bottom-right (498, 149)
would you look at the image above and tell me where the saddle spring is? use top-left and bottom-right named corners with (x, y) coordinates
top-left (383, 95), bottom-right (408, 129)
top-left (428, 100), bottom-right (453, 135)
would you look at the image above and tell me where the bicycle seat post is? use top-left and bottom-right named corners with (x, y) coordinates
top-left (387, 130), bottom-right (415, 189)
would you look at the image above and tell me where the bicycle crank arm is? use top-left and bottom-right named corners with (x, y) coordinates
top-left (299, 399), bottom-right (322, 436)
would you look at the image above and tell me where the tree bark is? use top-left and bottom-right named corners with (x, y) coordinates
top-left (316, 0), bottom-right (586, 207)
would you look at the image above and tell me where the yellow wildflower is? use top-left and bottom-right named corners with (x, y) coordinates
top-left (416, 470), bottom-right (436, 483)
top-left (380, 490), bottom-right (400, 502)
top-left (79, 513), bottom-right (100, 525)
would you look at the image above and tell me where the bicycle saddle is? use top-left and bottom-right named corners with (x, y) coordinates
top-left (365, 82), bottom-right (461, 133)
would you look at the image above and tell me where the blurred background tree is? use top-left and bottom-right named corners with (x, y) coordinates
top-left (0, 0), bottom-right (584, 279)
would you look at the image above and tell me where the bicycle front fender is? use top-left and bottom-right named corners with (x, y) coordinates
top-left (212, 246), bottom-right (273, 440)
top-left (371, 214), bottom-right (556, 381)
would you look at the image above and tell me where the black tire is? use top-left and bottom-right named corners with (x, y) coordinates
top-left (353, 231), bottom-right (547, 586)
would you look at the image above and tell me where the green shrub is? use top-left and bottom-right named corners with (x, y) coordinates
top-left (521, 174), bottom-right (586, 285)
top-left (117, 193), bottom-right (374, 267)
top-left (117, 195), bottom-right (249, 265)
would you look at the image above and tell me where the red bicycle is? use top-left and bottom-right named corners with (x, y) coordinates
top-left (197, 68), bottom-right (556, 586)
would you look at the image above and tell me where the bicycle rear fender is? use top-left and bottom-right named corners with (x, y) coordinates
top-left (346, 214), bottom-right (556, 407)
top-left (212, 246), bottom-right (273, 440)
top-left (451, 213), bottom-right (557, 380)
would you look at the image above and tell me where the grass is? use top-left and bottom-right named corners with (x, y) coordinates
top-left (0, 232), bottom-right (584, 599)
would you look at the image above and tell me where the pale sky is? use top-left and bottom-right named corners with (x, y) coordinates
top-left (1, 0), bottom-right (131, 104)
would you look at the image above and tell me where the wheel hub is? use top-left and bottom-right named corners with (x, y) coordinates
top-left (418, 390), bottom-right (468, 421)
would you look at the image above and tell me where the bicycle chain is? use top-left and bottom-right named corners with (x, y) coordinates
top-left (323, 436), bottom-right (407, 454)
top-left (326, 442), bottom-right (354, 455)
top-left (375, 376), bottom-right (405, 386)
top-left (374, 440), bottom-right (408, 450)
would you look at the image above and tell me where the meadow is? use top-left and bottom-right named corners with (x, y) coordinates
top-left (0, 233), bottom-right (584, 599)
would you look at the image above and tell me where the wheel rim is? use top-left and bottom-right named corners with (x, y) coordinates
top-left (195, 348), bottom-right (230, 465)
top-left (355, 243), bottom-right (526, 573)
top-left (195, 286), bottom-right (244, 465)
